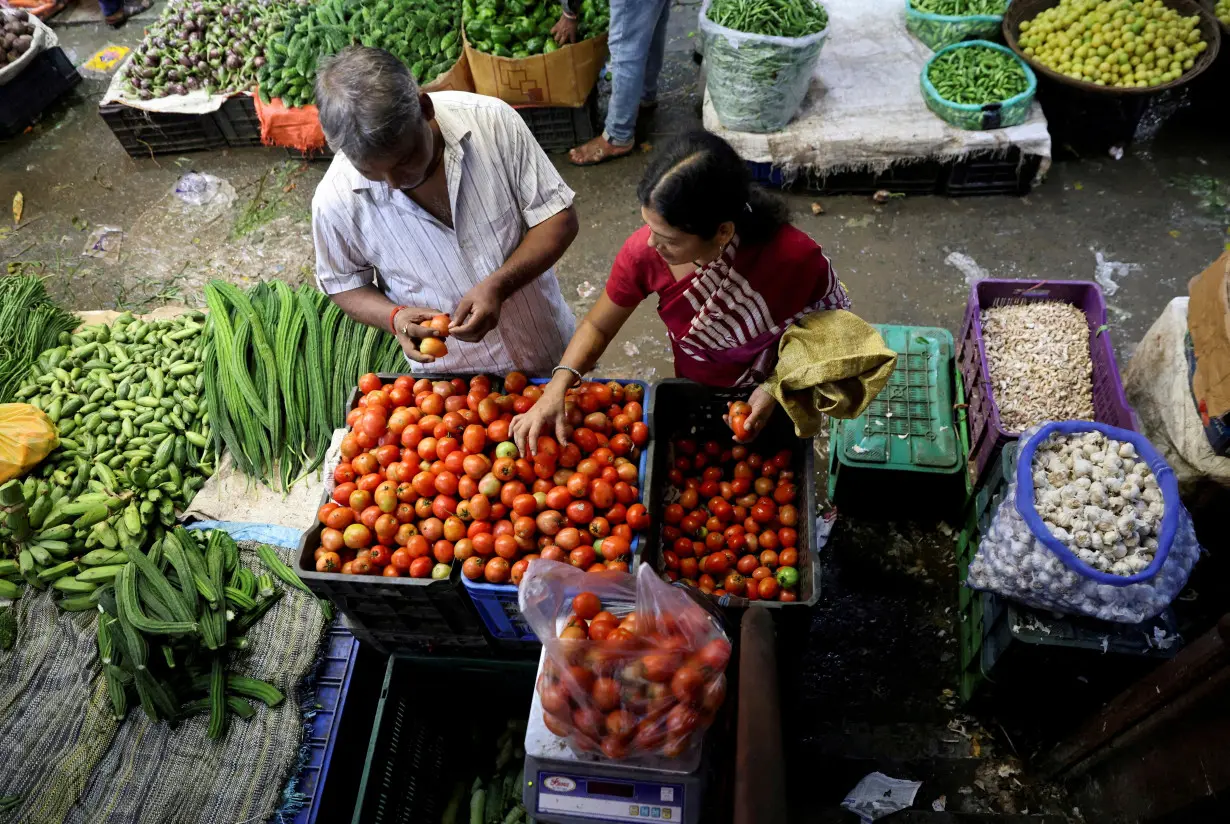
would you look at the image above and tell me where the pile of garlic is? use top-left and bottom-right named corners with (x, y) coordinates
top-left (1030, 430), bottom-right (1162, 577)
top-left (981, 301), bottom-right (1095, 432)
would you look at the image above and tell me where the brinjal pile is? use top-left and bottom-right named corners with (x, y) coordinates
top-left (122, 0), bottom-right (300, 99)
top-left (0, 9), bottom-right (36, 68)
top-left (257, 0), bottom-right (461, 108)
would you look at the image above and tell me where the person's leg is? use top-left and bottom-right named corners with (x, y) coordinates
top-left (569, 0), bottom-right (667, 165)
top-left (98, 0), bottom-right (124, 24)
top-left (640, 0), bottom-right (671, 108)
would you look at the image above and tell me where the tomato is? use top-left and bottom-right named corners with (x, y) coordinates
top-left (492, 534), bottom-right (518, 560)
top-left (358, 373), bottom-right (382, 394)
top-left (316, 551), bottom-right (342, 573)
top-left (461, 556), bottom-right (486, 580)
top-left (778, 503), bottom-right (798, 527)
top-left (751, 498), bottom-right (777, 524)
top-left (332, 482), bottom-right (356, 507)
top-left (405, 556), bottom-right (431, 578)
top-left (569, 545), bottom-right (597, 569)
top-left (565, 500), bottom-right (595, 525)
top-left (598, 536), bottom-right (630, 562)
top-left (778, 547), bottom-right (799, 567)
top-left (395, 522), bottom-right (418, 546)
top-left (342, 523), bottom-right (372, 549)
top-left (758, 576), bottom-right (780, 600)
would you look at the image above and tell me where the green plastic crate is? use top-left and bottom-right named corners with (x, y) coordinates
top-left (827, 325), bottom-right (963, 502)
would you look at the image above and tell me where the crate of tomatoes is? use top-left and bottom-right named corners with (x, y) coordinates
top-left (299, 372), bottom-right (530, 654)
top-left (646, 379), bottom-right (818, 607)
top-left (461, 377), bottom-right (654, 642)
top-left (522, 560), bottom-right (732, 762)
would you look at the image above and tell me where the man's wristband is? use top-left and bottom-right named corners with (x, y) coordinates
top-left (551, 365), bottom-right (583, 386)
top-left (388, 305), bottom-right (408, 335)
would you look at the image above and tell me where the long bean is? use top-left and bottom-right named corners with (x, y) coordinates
top-left (910, 0), bottom-right (1007, 16)
top-left (708, 0), bottom-right (828, 37)
top-left (927, 45), bottom-right (1028, 105)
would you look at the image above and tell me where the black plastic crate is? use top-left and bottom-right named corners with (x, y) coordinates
top-left (353, 655), bottom-right (537, 824)
top-left (945, 149), bottom-right (1042, 196)
top-left (748, 147), bottom-right (1041, 197)
top-left (644, 379), bottom-right (819, 609)
top-left (298, 511), bottom-right (489, 656)
top-left (0, 47), bottom-right (81, 140)
top-left (515, 92), bottom-right (598, 153)
top-left (100, 101), bottom-right (228, 157)
top-left (216, 94), bottom-right (263, 148)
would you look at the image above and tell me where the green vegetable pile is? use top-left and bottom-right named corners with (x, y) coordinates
top-left (203, 281), bottom-right (405, 492)
top-left (1215, 0), bottom-right (1228, 27)
top-left (122, 0), bottom-right (300, 100)
top-left (1, 312), bottom-right (215, 603)
top-left (1016, 0), bottom-right (1209, 89)
top-left (258, 0), bottom-right (462, 108)
top-left (707, 0), bottom-right (829, 37)
top-left (0, 276), bottom-right (78, 404)
top-left (438, 719), bottom-right (527, 824)
top-left (96, 528), bottom-right (296, 735)
top-left (928, 44), bottom-right (1030, 104)
top-left (464, 0), bottom-right (608, 57)
top-left (909, 0), bottom-right (1007, 15)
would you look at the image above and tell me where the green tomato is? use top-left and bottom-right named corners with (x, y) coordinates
top-left (495, 441), bottom-right (519, 459)
top-left (775, 566), bottom-right (799, 591)
top-left (431, 562), bottom-right (451, 580)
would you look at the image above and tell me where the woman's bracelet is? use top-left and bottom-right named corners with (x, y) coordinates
top-left (551, 365), bottom-right (583, 386)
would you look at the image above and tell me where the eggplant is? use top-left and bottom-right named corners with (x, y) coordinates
top-left (170, 82), bottom-right (187, 96)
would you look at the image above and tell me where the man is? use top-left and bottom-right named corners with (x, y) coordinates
top-left (553, 0), bottom-right (670, 166)
top-left (311, 46), bottom-right (580, 374)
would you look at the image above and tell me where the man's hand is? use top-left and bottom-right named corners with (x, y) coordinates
top-left (392, 306), bottom-right (446, 364)
top-left (450, 281), bottom-right (502, 342)
top-left (552, 14), bottom-right (579, 44)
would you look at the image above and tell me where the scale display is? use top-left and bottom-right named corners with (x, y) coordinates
top-left (535, 771), bottom-right (684, 822)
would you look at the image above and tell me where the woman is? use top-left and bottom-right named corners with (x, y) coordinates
top-left (511, 130), bottom-right (849, 455)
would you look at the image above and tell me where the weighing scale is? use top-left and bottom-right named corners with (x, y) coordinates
top-left (521, 652), bottom-right (712, 824)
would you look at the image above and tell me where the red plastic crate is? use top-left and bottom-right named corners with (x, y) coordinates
top-left (957, 279), bottom-right (1135, 485)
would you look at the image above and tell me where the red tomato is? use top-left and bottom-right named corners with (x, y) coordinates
top-left (565, 500), bottom-right (595, 525)
top-left (569, 545), bottom-right (597, 569)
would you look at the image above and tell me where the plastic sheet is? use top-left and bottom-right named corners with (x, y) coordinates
top-left (0, 403), bottom-right (57, 483)
top-left (520, 561), bottom-right (731, 765)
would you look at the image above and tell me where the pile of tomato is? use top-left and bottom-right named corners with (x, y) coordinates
top-left (313, 373), bottom-right (651, 583)
top-left (538, 590), bottom-right (730, 760)
top-left (659, 437), bottom-right (803, 601)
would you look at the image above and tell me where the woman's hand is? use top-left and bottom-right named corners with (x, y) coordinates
top-left (725, 386), bottom-right (777, 443)
top-left (511, 384), bottom-right (571, 457)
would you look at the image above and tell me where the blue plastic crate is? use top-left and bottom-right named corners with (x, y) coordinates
top-left (289, 624), bottom-right (359, 824)
top-left (462, 378), bottom-right (654, 641)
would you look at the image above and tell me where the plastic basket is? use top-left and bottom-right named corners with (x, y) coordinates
top-left (99, 101), bottom-right (228, 157)
top-left (462, 377), bottom-right (655, 641)
top-left (956, 442), bottom-right (1180, 702)
top-left (352, 654), bottom-right (537, 824)
top-left (0, 47), bottom-right (81, 140)
top-left (644, 379), bottom-right (819, 608)
top-left (957, 279), bottom-right (1135, 486)
top-left (906, 0), bottom-right (1008, 51)
top-left (515, 92), bottom-right (598, 153)
top-left (922, 40), bottom-right (1037, 131)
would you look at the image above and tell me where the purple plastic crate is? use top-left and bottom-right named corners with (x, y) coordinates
top-left (957, 279), bottom-right (1134, 484)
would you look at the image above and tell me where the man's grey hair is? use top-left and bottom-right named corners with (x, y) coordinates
top-left (315, 46), bottom-right (425, 163)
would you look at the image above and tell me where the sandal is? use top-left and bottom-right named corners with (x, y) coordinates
top-left (106, 0), bottom-right (150, 27)
top-left (568, 135), bottom-right (635, 167)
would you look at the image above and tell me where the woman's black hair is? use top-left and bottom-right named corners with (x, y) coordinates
top-left (637, 130), bottom-right (791, 246)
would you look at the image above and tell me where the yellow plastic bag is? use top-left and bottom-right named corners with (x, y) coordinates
top-left (0, 403), bottom-right (59, 483)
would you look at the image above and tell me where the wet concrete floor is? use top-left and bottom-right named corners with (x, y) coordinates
top-left (3, 1), bottom-right (1230, 820)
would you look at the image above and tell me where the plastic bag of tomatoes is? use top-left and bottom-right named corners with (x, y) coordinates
top-left (520, 559), bottom-right (732, 764)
